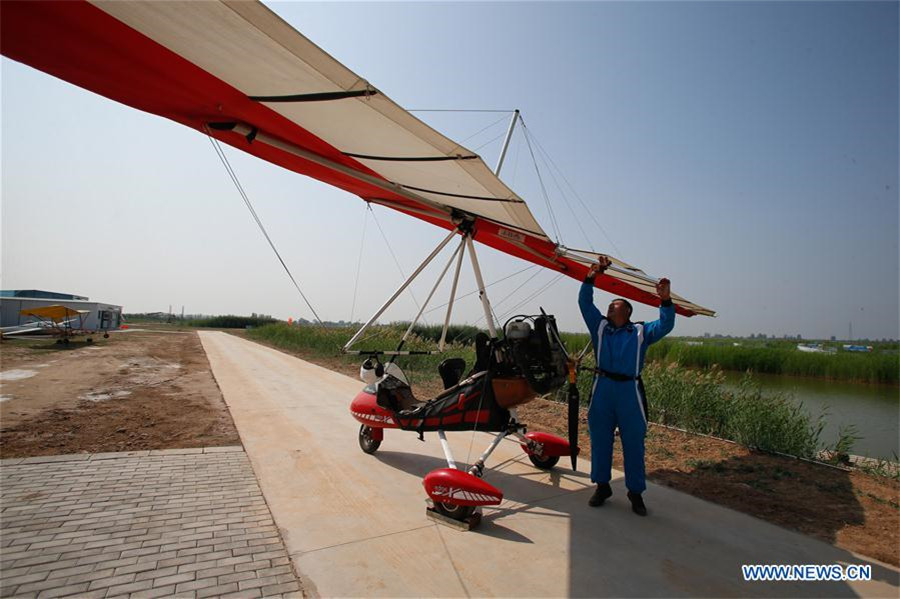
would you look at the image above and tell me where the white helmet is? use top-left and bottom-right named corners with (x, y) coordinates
top-left (359, 358), bottom-right (380, 385)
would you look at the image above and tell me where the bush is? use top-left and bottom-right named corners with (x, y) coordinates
top-left (245, 323), bottom-right (854, 459)
top-left (641, 362), bottom-right (831, 458)
top-left (645, 339), bottom-right (898, 384)
top-left (188, 315), bottom-right (278, 329)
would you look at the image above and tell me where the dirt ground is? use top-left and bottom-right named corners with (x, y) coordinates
top-left (2, 329), bottom-right (897, 567)
top-left (0, 330), bottom-right (239, 456)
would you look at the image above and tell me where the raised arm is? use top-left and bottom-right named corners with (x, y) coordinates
top-left (643, 277), bottom-right (675, 345)
top-left (579, 258), bottom-right (610, 346)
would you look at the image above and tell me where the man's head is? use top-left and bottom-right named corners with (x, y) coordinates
top-left (607, 298), bottom-right (633, 327)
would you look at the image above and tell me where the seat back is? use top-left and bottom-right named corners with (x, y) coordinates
top-left (472, 332), bottom-right (491, 374)
top-left (438, 357), bottom-right (466, 390)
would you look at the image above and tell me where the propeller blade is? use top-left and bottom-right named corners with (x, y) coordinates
top-left (567, 381), bottom-right (579, 471)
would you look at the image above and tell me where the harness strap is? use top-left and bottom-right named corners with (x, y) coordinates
top-left (582, 367), bottom-right (640, 382)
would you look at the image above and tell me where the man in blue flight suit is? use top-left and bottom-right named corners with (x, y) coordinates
top-left (579, 256), bottom-right (675, 516)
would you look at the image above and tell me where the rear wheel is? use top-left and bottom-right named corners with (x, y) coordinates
top-left (528, 453), bottom-right (560, 470)
top-left (435, 502), bottom-right (475, 522)
top-left (358, 424), bottom-right (381, 454)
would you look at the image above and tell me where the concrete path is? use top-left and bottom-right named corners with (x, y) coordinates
top-left (199, 331), bottom-right (899, 598)
top-left (0, 447), bottom-right (301, 598)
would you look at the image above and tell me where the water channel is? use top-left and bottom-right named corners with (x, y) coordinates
top-left (723, 372), bottom-right (899, 460)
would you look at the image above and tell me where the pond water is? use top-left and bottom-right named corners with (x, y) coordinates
top-left (723, 372), bottom-right (899, 460)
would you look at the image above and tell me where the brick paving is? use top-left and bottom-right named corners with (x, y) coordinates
top-left (0, 447), bottom-right (302, 598)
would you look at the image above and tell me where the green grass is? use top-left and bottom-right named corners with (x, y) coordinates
top-left (552, 332), bottom-right (898, 384)
top-left (187, 315), bottom-right (278, 329)
top-left (246, 322), bottom-right (857, 459)
top-left (641, 363), bottom-right (837, 458)
top-left (245, 322), bottom-right (479, 386)
top-left (646, 339), bottom-right (898, 384)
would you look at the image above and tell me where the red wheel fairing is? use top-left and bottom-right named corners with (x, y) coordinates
top-left (423, 468), bottom-right (503, 507)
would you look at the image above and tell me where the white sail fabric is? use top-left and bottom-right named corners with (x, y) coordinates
top-left (95, 0), bottom-right (548, 238)
top-left (1, 0), bottom-right (714, 316)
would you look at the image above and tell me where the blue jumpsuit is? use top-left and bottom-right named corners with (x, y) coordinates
top-left (579, 280), bottom-right (675, 493)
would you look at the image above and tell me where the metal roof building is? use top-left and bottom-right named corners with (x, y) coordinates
top-left (0, 290), bottom-right (122, 331)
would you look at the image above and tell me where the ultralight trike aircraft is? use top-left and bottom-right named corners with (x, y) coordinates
top-left (1, 305), bottom-right (102, 345)
top-left (1, 0), bottom-right (715, 526)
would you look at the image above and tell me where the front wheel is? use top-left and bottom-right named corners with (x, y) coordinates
top-left (528, 453), bottom-right (560, 470)
top-left (435, 502), bottom-right (475, 522)
top-left (358, 425), bottom-right (381, 454)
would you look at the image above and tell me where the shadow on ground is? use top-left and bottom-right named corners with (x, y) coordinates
top-left (374, 446), bottom-right (896, 598)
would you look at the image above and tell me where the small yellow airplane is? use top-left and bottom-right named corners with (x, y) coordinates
top-left (11, 305), bottom-right (100, 344)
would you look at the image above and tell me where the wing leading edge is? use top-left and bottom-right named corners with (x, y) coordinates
top-left (0, 0), bottom-right (714, 317)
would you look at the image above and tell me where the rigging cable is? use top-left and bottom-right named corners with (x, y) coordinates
top-left (368, 204), bottom-right (426, 320)
top-left (526, 126), bottom-right (596, 252)
top-left (473, 130), bottom-right (512, 153)
top-left (351, 263), bottom-right (535, 350)
top-left (349, 204), bottom-right (371, 324)
top-left (408, 109), bottom-right (515, 113)
top-left (487, 268), bottom-right (546, 315)
top-left (203, 130), bottom-right (325, 326)
top-left (460, 113), bottom-right (515, 144)
top-left (422, 264), bottom-right (537, 315)
top-left (518, 115), bottom-right (562, 243)
top-left (524, 125), bottom-right (625, 258)
top-left (450, 267), bottom-right (552, 345)
top-left (510, 126), bottom-right (522, 187)
top-left (496, 272), bottom-right (566, 323)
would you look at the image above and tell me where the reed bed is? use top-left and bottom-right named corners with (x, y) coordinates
top-left (641, 363), bottom-right (829, 458)
top-left (187, 315), bottom-right (278, 328)
top-left (246, 322), bottom-right (852, 459)
top-left (646, 339), bottom-right (898, 384)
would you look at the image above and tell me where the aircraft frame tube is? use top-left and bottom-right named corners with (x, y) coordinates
top-left (402, 241), bottom-right (464, 343)
top-left (465, 236), bottom-right (498, 338)
top-left (439, 237), bottom-right (468, 352)
top-left (438, 430), bottom-right (457, 470)
top-left (343, 227), bottom-right (459, 351)
top-left (468, 430), bottom-right (509, 476)
top-left (223, 123), bottom-right (452, 219)
top-left (494, 109), bottom-right (520, 176)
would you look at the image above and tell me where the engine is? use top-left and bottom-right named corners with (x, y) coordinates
top-left (499, 314), bottom-right (568, 395)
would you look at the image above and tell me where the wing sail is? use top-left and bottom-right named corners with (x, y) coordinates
top-left (1, 0), bottom-right (714, 317)
top-left (20, 305), bottom-right (89, 320)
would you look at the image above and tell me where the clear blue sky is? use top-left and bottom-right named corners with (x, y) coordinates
top-left (2, 1), bottom-right (897, 340)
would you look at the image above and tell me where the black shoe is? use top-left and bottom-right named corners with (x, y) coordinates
top-left (627, 491), bottom-right (647, 516)
top-left (588, 483), bottom-right (612, 507)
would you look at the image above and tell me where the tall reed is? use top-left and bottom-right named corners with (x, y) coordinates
top-left (646, 340), bottom-right (898, 384)
top-left (247, 323), bottom-right (852, 458)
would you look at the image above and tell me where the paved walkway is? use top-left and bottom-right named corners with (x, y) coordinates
top-left (0, 447), bottom-right (301, 598)
top-left (199, 331), bottom-right (899, 598)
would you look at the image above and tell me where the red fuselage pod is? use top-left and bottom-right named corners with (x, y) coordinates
top-left (423, 468), bottom-right (503, 507)
top-left (521, 431), bottom-right (578, 457)
top-left (350, 387), bottom-right (399, 429)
